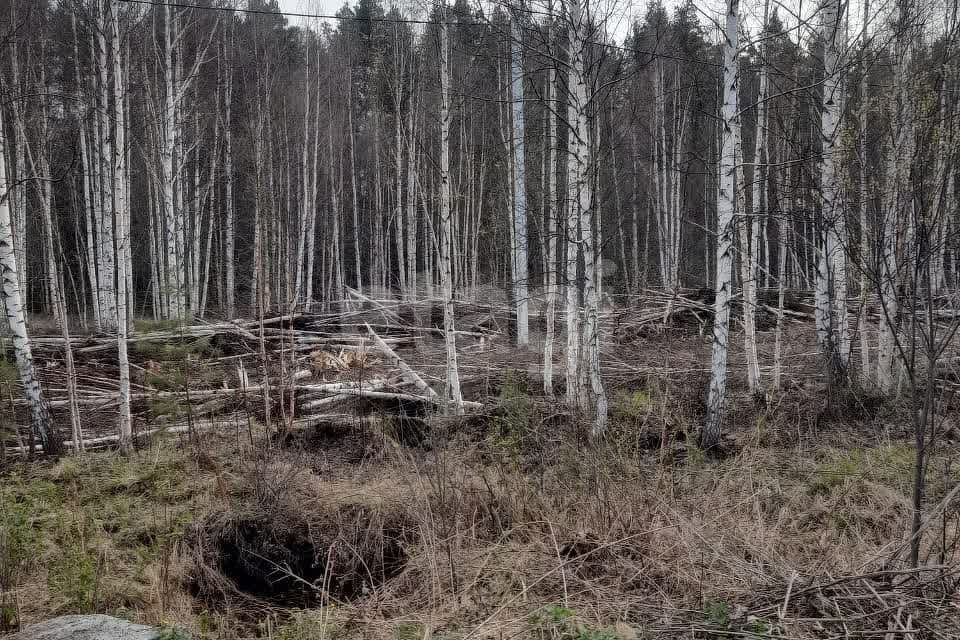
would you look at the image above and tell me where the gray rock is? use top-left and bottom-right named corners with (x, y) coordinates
top-left (7, 614), bottom-right (179, 640)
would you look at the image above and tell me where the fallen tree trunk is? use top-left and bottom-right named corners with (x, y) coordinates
top-left (366, 322), bottom-right (438, 398)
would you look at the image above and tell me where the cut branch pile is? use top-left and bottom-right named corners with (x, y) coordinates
top-left (6, 289), bottom-right (960, 453)
top-left (4, 305), bottom-right (485, 453)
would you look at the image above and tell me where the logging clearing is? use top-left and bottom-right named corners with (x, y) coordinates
top-left (3, 0), bottom-right (960, 637)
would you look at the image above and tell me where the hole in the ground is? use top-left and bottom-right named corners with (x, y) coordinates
top-left (192, 504), bottom-right (411, 607)
top-left (359, 397), bottom-right (433, 449)
top-left (274, 419), bottom-right (373, 464)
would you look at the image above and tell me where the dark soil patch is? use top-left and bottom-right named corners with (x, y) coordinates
top-left (273, 419), bottom-right (373, 465)
top-left (191, 501), bottom-right (412, 609)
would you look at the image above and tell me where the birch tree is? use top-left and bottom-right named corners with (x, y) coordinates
top-left (543, 31), bottom-right (559, 396)
top-left (111, 0), bottom-right (133, 451)
top-left (876, 0), bottom-right (915, 393)
top-left (702, 0), bottom-right (740, 451)
top-left (742, 0), bottom-right (771, 396)
top-left (222, 29), bottom-right (236, 318)
top-left (562, 0), bottom-right (607, 434)
top-left (510, 10), bottom-right (530, 346)
top-left (438, 10), bottom-right (462, 412)
top-left (21, 54), bottom-right (84, 451)
top-left (817, 0), bottom-right (850, 386)
top-left (0, 107), bottom-right (59, 454)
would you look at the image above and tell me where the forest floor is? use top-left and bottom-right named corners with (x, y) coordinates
top-left (2, 295), bottom-right (960, 638)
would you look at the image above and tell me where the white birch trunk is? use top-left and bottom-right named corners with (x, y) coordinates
top-left (8, 41), bottom-right (27, 296)
top-left (750, 0), bottom-right (770, 395)
top-left (544, 63), bottom-right (558, 397)
top-left (305, 46), bottom-right (322, 305)
top-left (564, 16), bottom-right (582, 406)
top-left (820, 0), bottom-right (850, 383)
top-left (96, 7), bottom-right (118, 331)
top-left (877, 8), bottom-right (914, 394)
top-left (857, 0), bottom-right (872, 384)
top-left (438, 16), bottom-right (462, 412)
top-left (563, 0), bottom-right (605, 432)
top-left (510, 15), bottom-right (530, 346)
top-left (111, 0), bottom-right (132, 451)
top-left (162, 1), bottom-right (185, 320)
top-left (347, 79), bottom-right (363, 293)
top-left (406, 104), bottom-right (418, 300)
top-left (737, 138), bottom-right (761, 394)
top-left (0, 108), bottom-right (58, 454)
top-left (330, 120), bottom-right (345, 297)
top-left (772, 145), bottom-right (788, 391)
top-left (703, 0), bottom-right (740, 450)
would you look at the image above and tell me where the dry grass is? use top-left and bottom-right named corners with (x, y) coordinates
top-left (4, 312), bottom-right (960, 638)
top-left (2, 399), bottom-right (959, 639)
top-left (168, 402), bottom-right (958, 639)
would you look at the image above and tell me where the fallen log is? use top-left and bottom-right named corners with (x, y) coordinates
top-left (332, 387), bottom-right (483, 410)
top-left (14, 376), bottom-right (386, 407)
top-left (300, 379), bottom-right (389, 411)
top-left (365, 323), bottom-right (438, 398)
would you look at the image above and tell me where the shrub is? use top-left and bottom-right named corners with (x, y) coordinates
top-left (703, 600), bottom-right (731, 627)
top-left (148, 397), bottom-right (183, 422)
top-left (493, 369), bottom-right (536, 450)
top-left (155, 627), bottom-right (191, 640)
top-left (613, 389), bottom-right (651, 422)
top-left (145, 366), bottom-right (186, 392)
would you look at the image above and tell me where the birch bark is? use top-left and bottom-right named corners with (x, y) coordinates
top-left (543, 61), bottom-right (558, 396)
top-left (222, 33), bottom-right (236, 318)
top-left (438, 15), bottom-right (463, 412)
top-left (703, 0), bottom-right (740, 450)
top-left (0, 108), bottom-right (58, 454)
top-left (510, 14), bottom-right (530, 346)
top-left (112, 0), bottom-right (133, 451)
top-left (819, 0), bottom-right (850, 384)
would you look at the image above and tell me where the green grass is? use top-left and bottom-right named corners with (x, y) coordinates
top-left (809, 444), bottom-right (915, 496)
top-left (395, 622), bottom-right (426, 640)
top-left (269, 609), bottom-right (341, 640)
top-left (531, 605), bottom-right (620, 640)
top-left (0, 447), bottom-right (201, 622)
